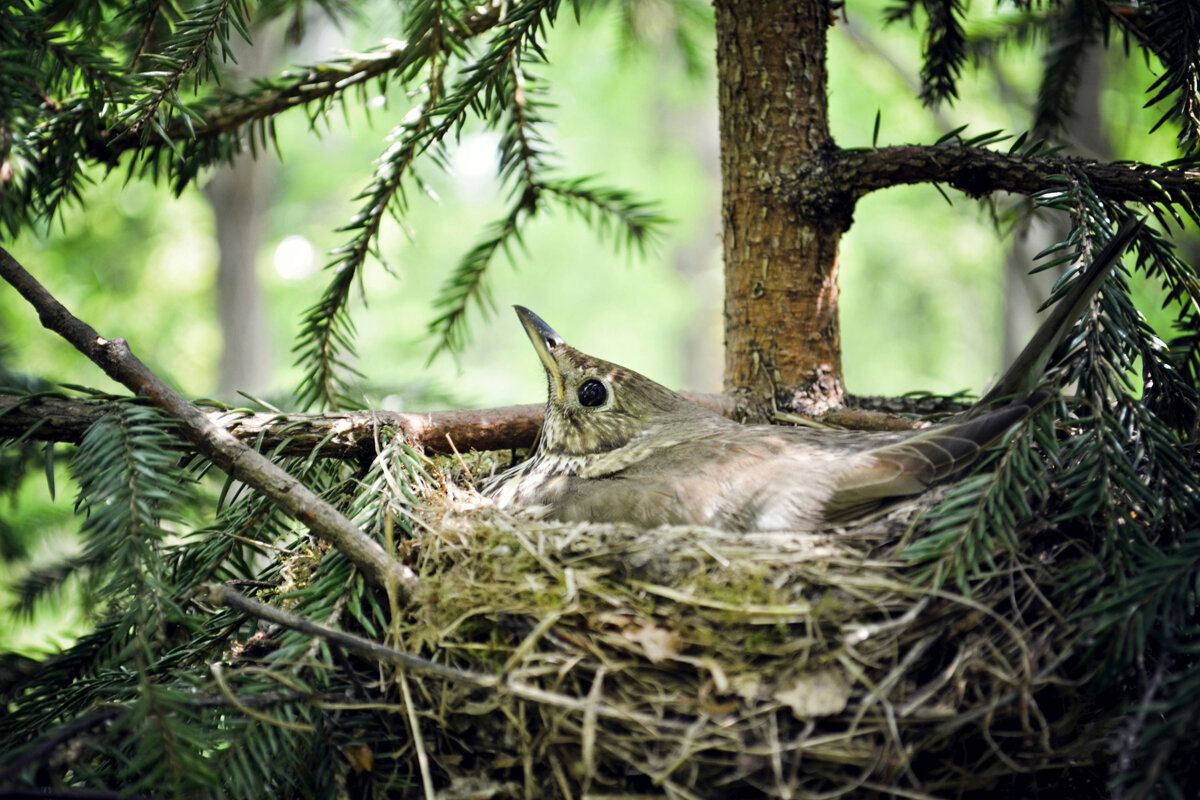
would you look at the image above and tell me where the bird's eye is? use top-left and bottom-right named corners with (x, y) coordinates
top-left (577, 379), bottom-right (607, 408)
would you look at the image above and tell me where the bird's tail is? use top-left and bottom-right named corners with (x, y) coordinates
top-left (825, 218), bottom-right (1145, 522)
top-left (977, 215), bottom-right (1145, 407)
top-left (825, 392), bottom-right (1050, 521)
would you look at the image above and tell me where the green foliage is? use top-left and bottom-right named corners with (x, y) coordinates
top-left (884, 0), bottom-right (970, 104)
top-left (903, 404), bottom-right (1059, 592)
top-left (0, 399), bottom-right (432, 795)
top-left (887, 0), bottom-right (1200, 155)
top-left (908, 164), bottom-right (1200, 797)
top-left (277, 0), bottom-right (675, 407)
top-left (1144, 0), bottom-right (1200, 153)
top-left (4, 0), bottom-right (673, 409)
top-left (2, 0), bottom-right (1200, 796)
top-left (0, 359), bottom-right (58, 561)
top-left (428, 176), bottom-right (667, 360)
top-left (121, 0), bottom-right (254, 141)
top-left (0, 401), bottom-right (224, 795)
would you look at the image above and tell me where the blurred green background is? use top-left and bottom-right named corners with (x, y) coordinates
top-left (0, 0), bottom-right (1188, 651)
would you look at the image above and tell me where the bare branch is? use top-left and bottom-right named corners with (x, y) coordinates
top-left (201, 582), bottom-right (696, 729)
top-left (0, 247), bottom-right (414, 594)
top-left (0, 393), bottom-right (738, 457)
top-left (797, 144), bottom-right (1200, 223)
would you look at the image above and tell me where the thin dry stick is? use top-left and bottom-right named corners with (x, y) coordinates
top-left (210, 662), bottom-right (315, 734)
top-left (398, 672), bottom-right (436, 800)
top-left (203, 582), bottom-right (497, 687)
top-left (203, 582), bottom-right (695, 732)
top-left (0, 248), bottom-right (415, 593)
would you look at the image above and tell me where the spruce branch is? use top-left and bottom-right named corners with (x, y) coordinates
top-left (201, 581), bottom-right (699, 729)
top-left (919, 0), bottom-right (967, 105)
top-left (881, 0), bottom-right (969, 104)
top-left (426, 68), bottom-right (667, 357)
top-left (1034, 0), bottom-right (1096, 137)
top-left (118, 0), bottom-right (251, 144)
top-left (806, 144), bottom-right (1200, 217)
top-left (428, 199), bottom-right (531, 358)
top-left (425, 24), bottom-right (561, 358)
top-left (423, 174), bottom-right (670, 356)
top-left (0, 247), bottom-right (414, 594)
top-left (417, 0), bottom-right (560, 154)
top-left (293, 107), bottom-right (438, 411)
top-left (542, 178), bottom-right (670, 255)
top-left (293, 1), bottom-right (468, 410)
top-left (904, 410), bottom-right (1056, 594)
top-left (88, 0), bottom-right (509, 163)
top-left (1, 0), bottom-right (511, 236)
top-left (202, 583), bottom-right (498, 688)
top-left (1014, 183), bottom-right (1200, 761)
top-left (127, 0), bottom-right (168, 74)
top-left (1139, 0), bottom-right (1200, 153)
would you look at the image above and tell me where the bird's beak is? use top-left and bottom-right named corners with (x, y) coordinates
top-left (514, 305), bottom-right (566, 402)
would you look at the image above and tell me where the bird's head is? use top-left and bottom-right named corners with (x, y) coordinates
top-left (514, 305), bottom-right (710, 460)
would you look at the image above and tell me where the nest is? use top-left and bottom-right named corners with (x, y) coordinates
top-left (382, 458), bottom-right (1102, 800)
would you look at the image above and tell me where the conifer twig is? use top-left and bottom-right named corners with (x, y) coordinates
top-left (202, 582), bottom-right (696, 729)
top-left (0, 246), bottom-right (416, 594)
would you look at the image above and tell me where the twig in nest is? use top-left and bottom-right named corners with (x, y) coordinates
top-left (201, 583), bottom-right (496, 687)
top-left (201, 582), bottom-right (696, 731)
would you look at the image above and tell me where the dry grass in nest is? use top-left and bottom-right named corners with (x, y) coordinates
top-left (384, 458), bottom-right (1101, 799)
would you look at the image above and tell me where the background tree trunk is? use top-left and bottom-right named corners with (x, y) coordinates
top-left (203, 25), bottom-right (281, 398)
top-left (714, 0), bottom-right (844, 417)
top-left (205, 156), bottom-right (272, 397)
top-left (1004, 47), bottom-right (1110, 366)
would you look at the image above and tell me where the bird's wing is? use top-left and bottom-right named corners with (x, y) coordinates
top-left (979, 216), bottom-right (1143, 406)
top-left (822, 396), bottom-right (1043, 521)
top-left (507, 401), bottom-right (1042, 531)
top-left (545, 429), bottom-right (843, 529)
top-left (823, 218), bottom-right (1143, 521)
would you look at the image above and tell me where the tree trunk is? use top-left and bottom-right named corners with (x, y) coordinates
top-left (714, 0), bottom-right (844, 417)
top-left (206, 156), bottom-right (272, 397)
top-left (203, 23), bottom-right (281, 398)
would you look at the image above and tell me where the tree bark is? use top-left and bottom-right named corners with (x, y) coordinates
top-left (715, 0), bottom-right (844, 417)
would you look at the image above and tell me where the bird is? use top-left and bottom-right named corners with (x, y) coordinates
top-left (488, 218), bottom-right (1145, 532)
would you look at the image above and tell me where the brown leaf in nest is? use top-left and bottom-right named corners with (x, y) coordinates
top-left (774, 669), bottom-right (851, 718)
top-left (626, 623), bottom-right (682, 663)
top-left (595, 611), bottom-right (682, 663)
top-left (342, 743), bottom-right (375, 773)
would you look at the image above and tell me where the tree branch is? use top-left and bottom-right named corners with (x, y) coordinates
top-left (1, 392), bottom-right (936, 457)
top-left (0, 393), bottom-right (739, 457)
top-left (798, 144), bottom-right (1200, 222)
top-left (0, 247), bottom-right (414, 595)
top-left (90, 0), bottom-right (507, 161)
top-left (201, 583), bottom-right (498, 688)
